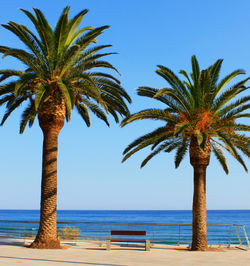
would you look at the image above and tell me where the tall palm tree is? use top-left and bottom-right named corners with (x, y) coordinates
top-left (0, 7), bottom-right (131, 248)
top-left (121, 56), bottom-right (249, 251)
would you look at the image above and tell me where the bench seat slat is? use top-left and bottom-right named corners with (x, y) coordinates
top-left (110, 239), bottom-right (146, 242)
top-left (111, 230), bottom-right (146, 236)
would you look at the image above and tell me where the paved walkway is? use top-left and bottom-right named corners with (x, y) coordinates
top-left (0, 240), bottom-right (249, 266)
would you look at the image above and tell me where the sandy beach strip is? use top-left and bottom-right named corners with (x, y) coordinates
top-left (0, 239), bottom-right (249, 266)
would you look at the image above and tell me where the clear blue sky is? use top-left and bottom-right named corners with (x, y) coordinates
top-left (0, 0), bottom-right (249, 210)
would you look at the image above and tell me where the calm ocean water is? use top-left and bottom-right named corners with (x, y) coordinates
top-left (0, 210), bottom-right (249, 245)
top-left (0, 209), bottom-right (249, 234)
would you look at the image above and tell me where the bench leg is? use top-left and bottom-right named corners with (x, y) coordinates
top-left (145, 240), bottom-right (150, 251)
top-left (106, 240), bottom-right (111, 251)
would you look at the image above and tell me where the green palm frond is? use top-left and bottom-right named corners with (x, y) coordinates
top-left (89, 72), bottom-right (121, 84)
top-left (82, 60), bottom-right (120, 74)
top-left (216, 123), bottom-right (250, 132)
top-left (165, 140), bottom-right (182, 153)
top-left (208, 59), bottom-right (223, 87)
top-left (218, 95), bottom-right (250, 117)
top-left (123, 127), bottom-right (170, 155)
top-left (0, 94), bottom-right (14, 105)
top-left (1, 96), bottom-right (26, 125)
top-left (174, 138), bottom-right (189, 168)
top-left (81, 98), bottom-right (109, 126)
top-left (0, 46), bottom-right (43, 74)
top-left (95, 77), bottom-right (131, 103)
top-left (215, 70), bottom-right (246, 97)
top-left (229, 134), bottom-right (250, 158)
top-left (57, 78), bottom-right (73, 113)
top-left (122, 138), bottom-right (157, 163)
top-left (81, 53), bottom-right (118, 67)
top-left (20, 100), bottom-right (37, 133)
top-left (65, 9), bottom-right (89, 47)
top-left (75, 44), bottom-right (112, 63)
top-left (191, 55), bottom-right (200, 85)
top-left (216, 132), bottom-right (248, 172)
top-left (137, 86), bottom-right (179, 111)
top-left (211, 142), bottom-right (228, 174)
top-left (76, 25), bottom-right (109, 45)
top-left (154, 88), bottom-right (190, 114)
top-left (34, 84), bottom-right (50, 110)
top-left (174, 121), bottom-right (190, 137)
top-left (2, 22), bottom-right (47, 70)
top-left (221, 104), bottom-right (250, 120)
top-left (151, 133), bottom-right (173, 150)
top-left (156, 65), bottom-right (192, 103)
top-left (76, 103), bottom-right (90, 127)
top-left (141, 141), bottom-right (172, 168)
top-left (18, 9), bottom-right (51, 59)
top-left (0, 82), bottom-right (15, 95)
top-left (0, 70), bottom-right (25, 82)
top-left (212, 80), bottom-right (249, 112)
top-left (121, 109), bottom-right (173, 127)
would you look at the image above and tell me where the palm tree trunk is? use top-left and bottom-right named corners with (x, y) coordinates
top-left (29, 92), bottom-right (65, 249)
top-left (30, 128), bottom-right (61, 248)
top-left (191, 165), bottom-right (207, 251)
top-left (189, 135), bottom-right (211, 251)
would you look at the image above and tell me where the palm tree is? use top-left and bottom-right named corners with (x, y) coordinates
top-left (121, 56), bottom-right (249, 251)
top-left (0, 7), bottom-right (131, 248)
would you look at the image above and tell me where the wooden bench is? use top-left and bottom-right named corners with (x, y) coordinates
top-left (106, 230), bottom-right (150, 251)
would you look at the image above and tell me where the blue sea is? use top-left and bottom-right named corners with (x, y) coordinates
top-left (0, 210), bottom-right (249, 245)
top-left (0, 210), bottom-right (249, 228)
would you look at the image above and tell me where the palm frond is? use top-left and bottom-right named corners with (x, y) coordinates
top-left (156, 65), bottom-right (192, 104)
top-left (221, 104), bottom-right (250, 120)
top-left (20, 100), bottom-right (37, 133)
top-left (137, 86), bottom-right (179, 111)
top-left (208, 58), bottom-right (223, 87)
top-left (0, 70), bottom-right (24, 82)
top-left (215, 70), bottom-right (247, 97)
top-left (76, 103), bottom-right (91, 127)
top-left (141, 141), bottom-right (172, 168)
top-left (153, 88), bottom-right (190, 114)
top-left (211, 142), bottom-right (228, 174)
top-left (65, 9), bottom-right (89, 46)
top-left (218, 95), bottom-right (250, 117)
top-left (212, 84), bottom-right (248, 112)
top-left (2, 22), bottom-right (47, 71)
top-left (121, 109), bottom-right (173, 127)
top-left (122, 138), bottom-right (156, 163)
top-left (1, 96), bottom-right (25, 125)
top-left (174, 138), bottom-right (189, 168)
top-left (191, 55), bottom-right (200, 86)
top-left (81, 98), bottom-right (109, 126)
top-left (216, 132), bottom-right (248, 172)
top-left (123, 127), bottom-right (169, 154)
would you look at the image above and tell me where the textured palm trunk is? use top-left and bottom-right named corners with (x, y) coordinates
top-left (190, 135), bottom-right (211, 251)
top-left (191, 165), bottom-right (207, 250)
top-left (30, 129), bottom-right (61, 248)
top-left (30, 94), bottom-right (65, 249)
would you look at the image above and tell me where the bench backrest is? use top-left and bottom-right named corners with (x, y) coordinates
top-left (111, 230), bottom-right (146, 236)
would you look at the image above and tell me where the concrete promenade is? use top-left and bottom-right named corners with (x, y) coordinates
top-left (0, 240), bottom-right (249, 266)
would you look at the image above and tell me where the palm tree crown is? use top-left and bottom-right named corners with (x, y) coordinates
top-left (0, 6), bottom-right (131, 130)
top-left (122, 56), bottom-right (249, 172)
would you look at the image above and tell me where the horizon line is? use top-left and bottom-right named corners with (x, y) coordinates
top-left (0, 209), bottom-right (249, 211)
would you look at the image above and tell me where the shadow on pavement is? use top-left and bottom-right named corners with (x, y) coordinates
top-left (0, 256), bottom-right (125, 266)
